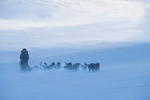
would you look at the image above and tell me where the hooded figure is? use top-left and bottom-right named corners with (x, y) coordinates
top-left (20, 48), bottom-right (30, 71)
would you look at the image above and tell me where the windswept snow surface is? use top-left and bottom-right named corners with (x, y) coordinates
top-left (0, 44), bottom-right (150, 100)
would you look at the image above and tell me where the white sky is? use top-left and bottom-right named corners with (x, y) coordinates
top-left (0, 0), bottom-right (150, 50)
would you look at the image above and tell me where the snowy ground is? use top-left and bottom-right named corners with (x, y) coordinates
top-left (0, 44), bottom-right (150, 100)
top-left (0, 0), bottom-right (150, 99)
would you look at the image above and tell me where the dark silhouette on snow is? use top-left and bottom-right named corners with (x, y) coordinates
top-left (19, 48), bottom-right (31, 72)
top-left (19, 49), bottom-right (100, 72)
top-left (29, 61), bottom-right (100, 72)
top-left (64, 62), bottom-right (73, 70)
top-left (87, 63), bottom-right (100, 72)
top-left (56, 62), bottom-right (61, 69)
top-left (64, 62), bottom-right (81, 71)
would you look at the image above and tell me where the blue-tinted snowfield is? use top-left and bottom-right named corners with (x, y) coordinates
top-left (0, 44), bottom-right (150, 100)
top-left (0, 0), bottom-right (150, 100)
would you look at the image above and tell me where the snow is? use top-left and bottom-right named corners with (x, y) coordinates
top-left (0, 44), bottom-right (150, 100)
top-left (0, 0), bottom-right (150, 99)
